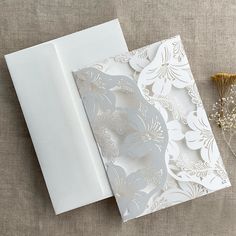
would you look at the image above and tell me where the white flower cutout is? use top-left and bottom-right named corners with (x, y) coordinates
top-left (74, 68), bottom-right (117, 121)
top-left (107, 164), bottom-right (149, 221)
top-left (154, 101), bottom-right (184, 160)
top-left (129, 44), bottom-right (160, 73)
top-left (129, 47), bottom-right (151, 72)
top-left (138, 38), bottom-right (192, 96)
top-left (74, 68), bottom-right (140, 121)
top-left (120, 103), bottom-right (169, 159)
top-left (185, 107), bottom-right (219, 164)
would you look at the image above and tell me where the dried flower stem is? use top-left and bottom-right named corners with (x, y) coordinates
top-left (211, 73), bottom-right (236, 97)
top-left (211, 72), bottom-right (236, 120)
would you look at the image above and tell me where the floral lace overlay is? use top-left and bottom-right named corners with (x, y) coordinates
top-left (73, 35), bottom-right (231, 222)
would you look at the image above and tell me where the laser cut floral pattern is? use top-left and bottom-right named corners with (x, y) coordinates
top-left (74, 67), bottom-right (169, 221)
top-left (147, 181), bottom-right (209, 212)
top-left (120, 104), bottom-right (168, 159)
top-left (73, 35), bottom-right (230, 222)
top-left (185, 107), bottom-right (219, 164)
top-left (107, 164), bottom-right (150, 221)
top-left (138, 39), bottom-right (193, 96)
top-left (74, 68), bottom-right (116, 121)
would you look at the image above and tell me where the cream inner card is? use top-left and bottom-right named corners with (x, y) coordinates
top-left (5, 19), bottom-right (128, 214)
top-left (73, 35), bottom-right (231, 222)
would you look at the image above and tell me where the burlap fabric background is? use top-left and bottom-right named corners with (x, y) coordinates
top-left (0, 1), bottom-right (235, 235)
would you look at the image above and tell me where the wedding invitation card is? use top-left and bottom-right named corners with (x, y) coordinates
top-left (74, 35), bottom-right (231, 221)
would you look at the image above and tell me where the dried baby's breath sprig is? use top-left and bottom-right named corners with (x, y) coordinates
top-left (210, 84), bottom-right (236, 157)
top-left (211, 73), bottom-right (236, 119)
top-left (210, 85), bottom-right (236, 129)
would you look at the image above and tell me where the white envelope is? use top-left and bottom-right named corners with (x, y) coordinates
top-left (5, 19), bottom-right (127, 214)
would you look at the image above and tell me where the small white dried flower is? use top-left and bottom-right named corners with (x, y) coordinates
top-left (210, 84), bottom-right (236, 157)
